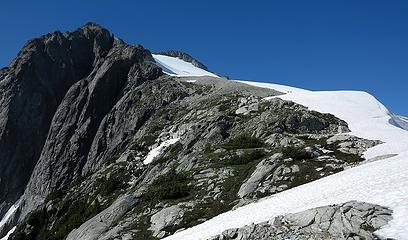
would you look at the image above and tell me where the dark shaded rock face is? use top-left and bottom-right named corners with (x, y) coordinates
top-left (0, 22), bottom-right (113, 216)
top-left (155, 50), bottom-right (209, 71)
top-left (0, 23), bottom-right (164, 220)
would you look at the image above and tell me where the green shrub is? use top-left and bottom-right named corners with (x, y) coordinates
top-left (13, 199), bottom-right (103, 240)
top-left (146, 169), bottom-right (190, 200)
top-left (12, 208), bottom-right (48, 240)
top-left (221, 149), bottom-right (266, 166)
top-left (223, 134), bottom-right (265, 150)
top-left (45, 188), bottom-right (66, 202)
top-left (130, 142), bottom-right (148, 152)
top-left (26, 207), bottom-right (48, 228)
top-left (281, 146), bottom-right (313, 160)
top-left (39, 200), bottom-right (102, 240)
top-left (96, 176), bottom-right (125, 197)
top-left (218, 102), bottom-right (230, 111)
top-left (204, 143), bottom-right (212, 154)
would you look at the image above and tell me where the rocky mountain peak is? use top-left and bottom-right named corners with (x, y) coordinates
top-left (0, 23), bottom-right (163, 227)
top-left (79, 21), bottom-right (108, 32)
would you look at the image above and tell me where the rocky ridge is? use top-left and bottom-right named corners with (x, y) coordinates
top-left (211, 201), bottom-right (392, 240)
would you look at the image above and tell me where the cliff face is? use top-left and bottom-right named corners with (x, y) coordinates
top-left (20, 35), bottom-right (164, 219)
top-left (0, 23), bottom-right (165, 225)
top-left (0, 23), bottom-right (114, 216)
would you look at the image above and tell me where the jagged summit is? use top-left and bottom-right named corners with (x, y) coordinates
top-left (79, 21), bottom-right (108, 31)
top-left (0, 22), bottom-right (162, 234)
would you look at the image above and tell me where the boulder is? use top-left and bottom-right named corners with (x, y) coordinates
top-left (238, 154), bottom-right (282, 198)
top-left (66, 194), bottom-right (139, 240)
top-left (149, 205), bottom-right (184, 235)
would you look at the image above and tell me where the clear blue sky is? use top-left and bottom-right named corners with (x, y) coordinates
top-left (1, 1), bottom-right (407, 115)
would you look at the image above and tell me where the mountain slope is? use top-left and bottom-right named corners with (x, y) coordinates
top-left (152, 55), bottom-right (408, 240)
top-left (0, 24), bottom-right (406, 240)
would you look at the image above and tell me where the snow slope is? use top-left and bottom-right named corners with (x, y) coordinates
top-left (152, 54), bottom-right (218, 77)
top-left (237, 81), bottom-right (408, 160)
top-left (0, 199), bottom-right (21, 240)
top-left (156, 55), bottom-right (408, 240)
top-left (0, 200), bottom-right (20, 231)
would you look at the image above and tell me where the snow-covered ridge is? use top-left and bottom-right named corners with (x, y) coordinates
top-left (394, 115), bottom-right (408, 130)
top-left (159, 55), bottom-right (408, 239)
top-left (152, 54), bottom-right (218, 77)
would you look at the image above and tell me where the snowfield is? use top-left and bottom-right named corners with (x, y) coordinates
top-left (152, 54), bottom-right (218, 77)
top-left (154, 55), bottom-right (408, 240)
top-left (237, 80), bottom-right (408, 160)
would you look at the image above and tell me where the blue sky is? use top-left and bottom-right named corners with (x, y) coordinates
top-left (0, 1), bottom-right (407, 115)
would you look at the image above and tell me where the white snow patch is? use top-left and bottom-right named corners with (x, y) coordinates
top-left (0, 199), bottom-right (20, 231)
top-left (0, 199), bottom-right (21, 240)
top-left (152, 54), bottom-right (218, 77)
top-left (143, 138), bottom-right (180, 165)
top-left (166, 80), bottom-right (408, 240)
top-left (0, 227), bottom-right (16, 240)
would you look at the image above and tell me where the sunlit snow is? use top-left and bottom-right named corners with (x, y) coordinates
top-left (0, 199), bottom-right (21, 240)
top-left (152, 54), bottom-right (218, 77)
top-left (0, 227), bottom-right (16, 240)
top-left (143, 138), bottom-right (180, 165)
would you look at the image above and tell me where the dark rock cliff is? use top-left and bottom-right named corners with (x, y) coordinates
top-left (0, 23), bottom-right (165, 225)
top-left (0, 22), bottom-right (114, 217)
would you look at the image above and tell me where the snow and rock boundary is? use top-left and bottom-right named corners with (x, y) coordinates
top-left (153, 55), bottom-right (408, 240)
